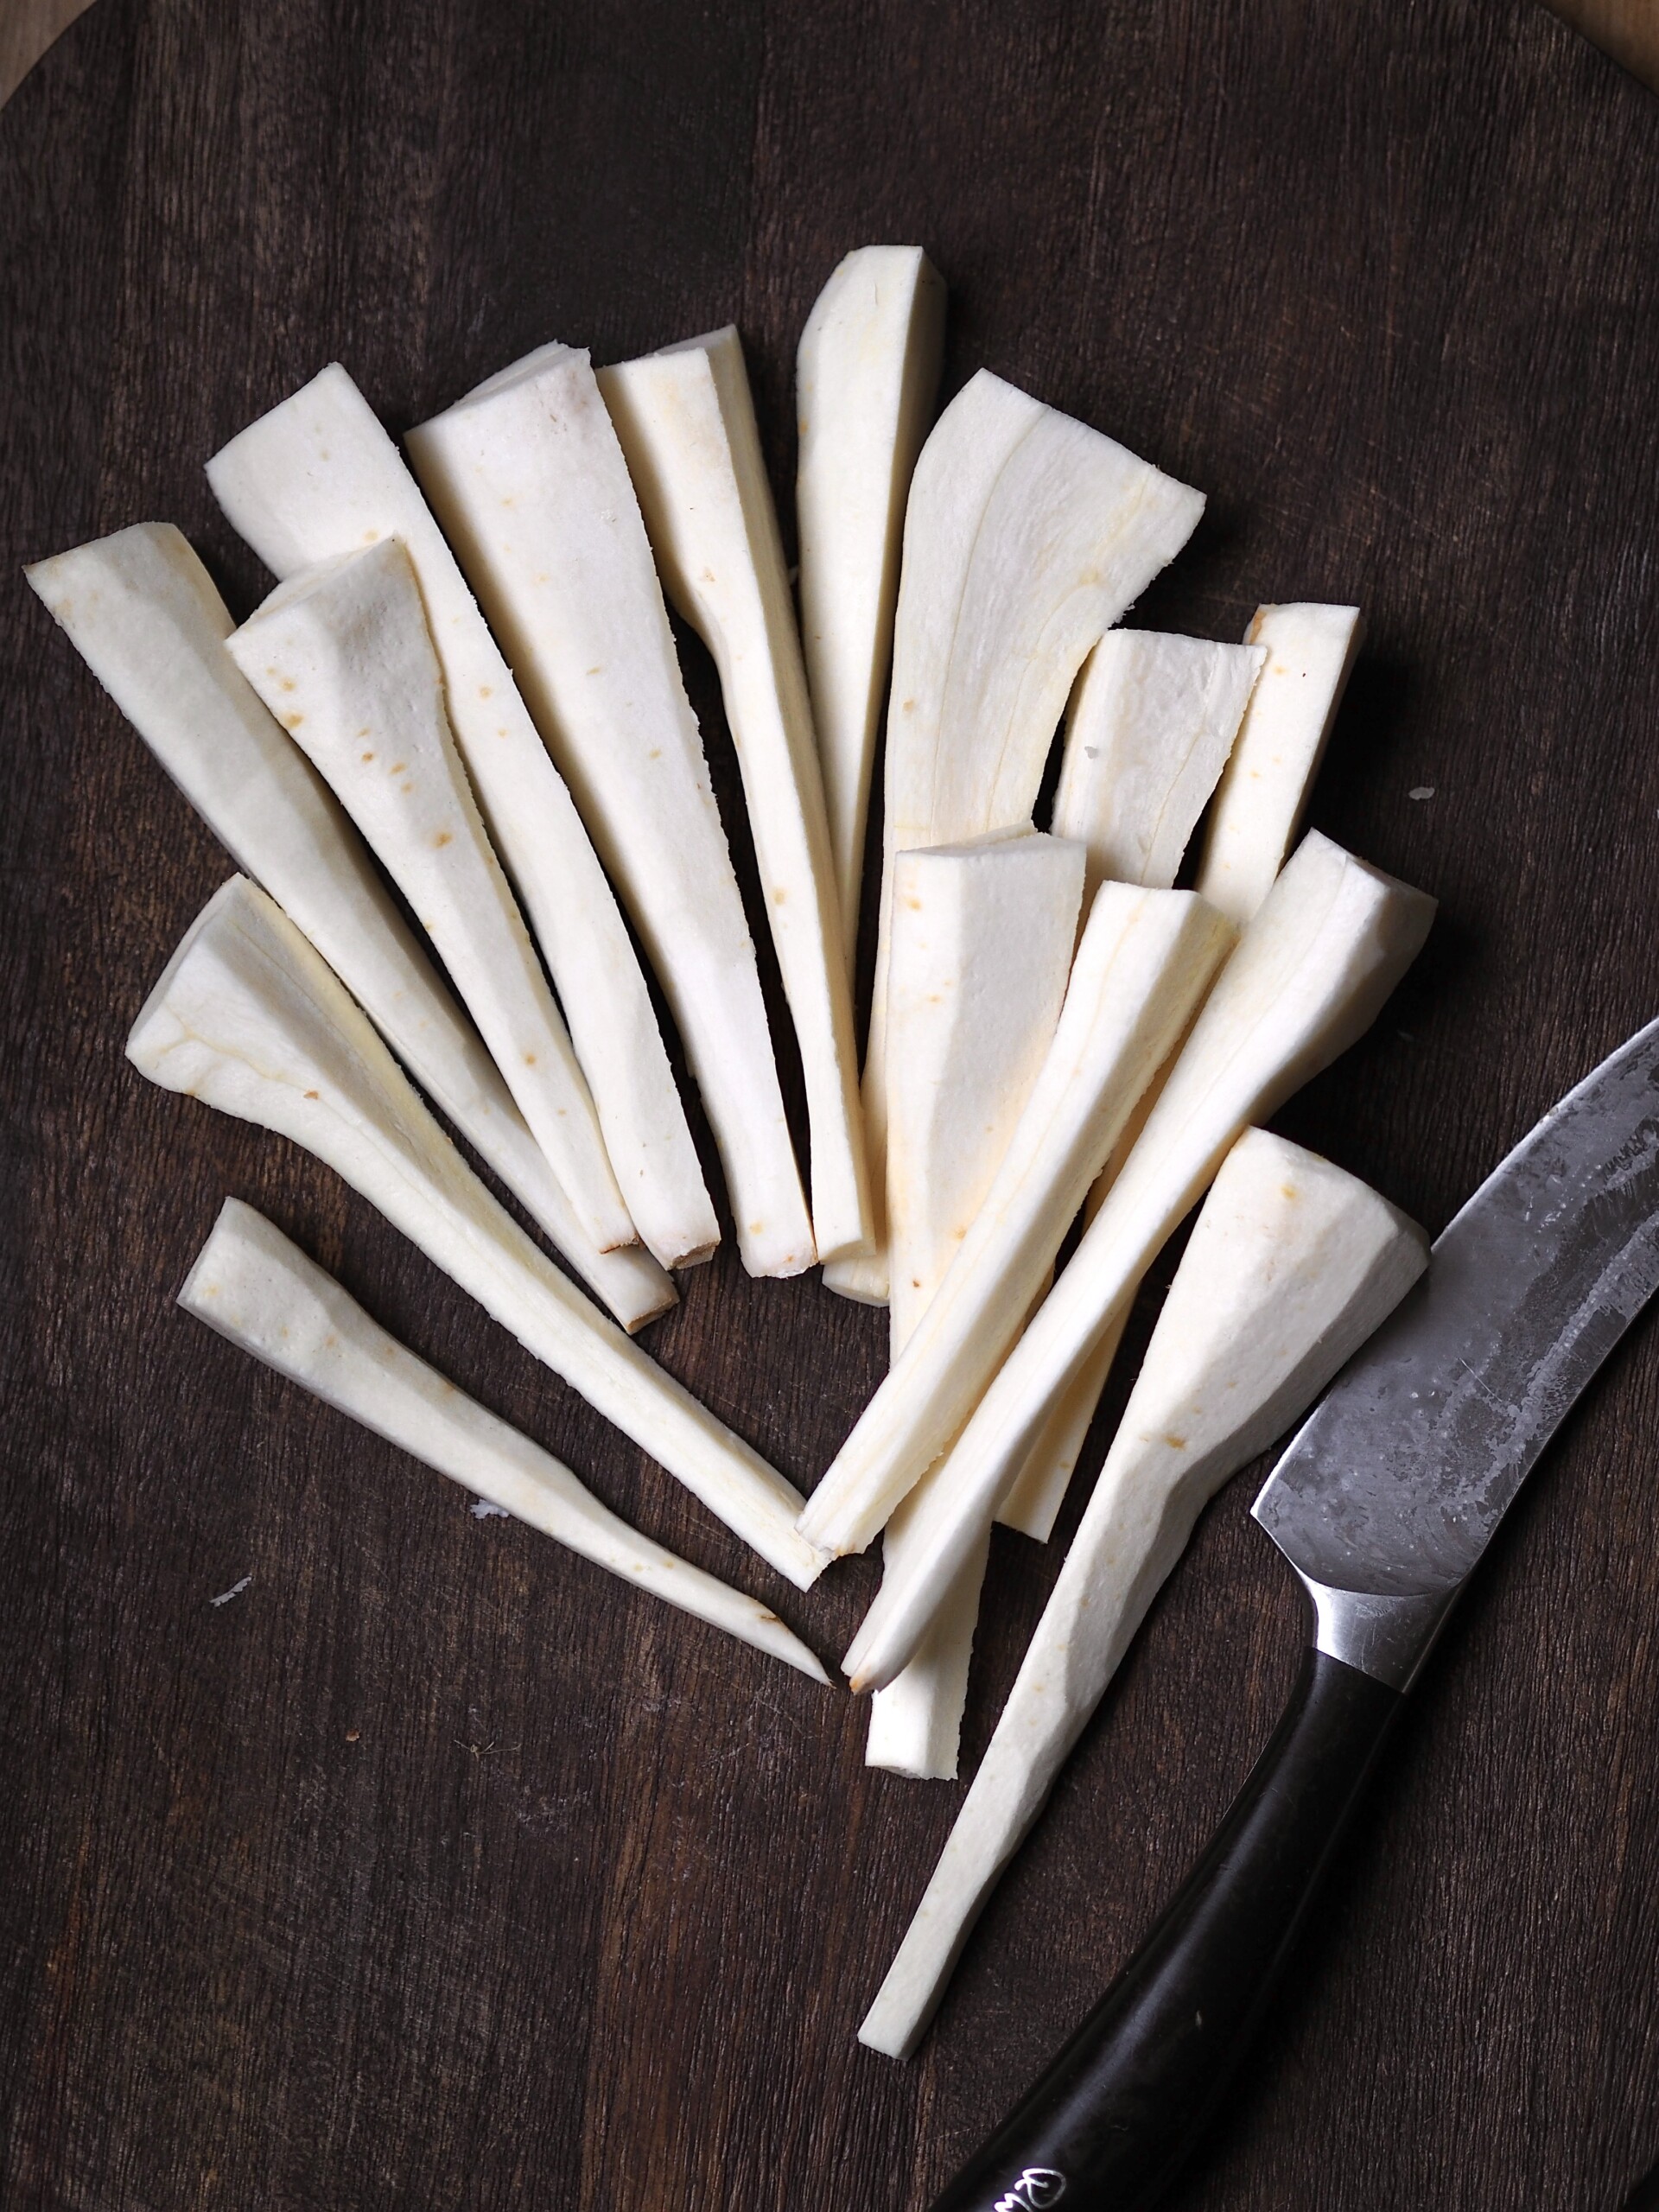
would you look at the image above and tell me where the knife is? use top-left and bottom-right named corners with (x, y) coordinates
top-left (929, 1014), bottom-right (1659, 2212)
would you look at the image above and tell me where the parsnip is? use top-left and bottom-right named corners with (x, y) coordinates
top-left (207, 365), bottom-right (719, 1274)
top-left (229, 539), bottom-right (632, 1255)
top-left (869, 828), bottom-right (1084, 1779)
top-left (858, 1130), bottom-right (1428, 2057)
top-left (796, 246), bottom-right (946, 976)
top-left (799, 886), bottom-right (1235, 1560)
top-left (842, 831), bottom-right (1435, 1692)
top-left (1052, 630), bottom-right (1265, 904)
top-left (825, 370), bottom-right (1205, 1306)
top-left (129, 877), bottom-right (829, 1591)
top-left (596, 327), bottom-right (871, 1263)
top-left (1194, 603), bottom-right (1363, 927)
top-left (404, 345), bottom-right (811, 1278)
top-left (182, 1199), bottom-right (829, 1683)
top-left (24, 523), bottom-right (671, 1332)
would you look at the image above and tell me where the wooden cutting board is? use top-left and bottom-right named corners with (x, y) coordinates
top-left (3, 3), bottom-right (1658, 2206)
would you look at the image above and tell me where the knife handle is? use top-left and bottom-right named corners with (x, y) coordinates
top-left (927, 1647), bottom-right (1402, 2212)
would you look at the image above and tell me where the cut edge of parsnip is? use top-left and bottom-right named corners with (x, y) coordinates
top-left (182, 1198), bottom-right (829, 1683)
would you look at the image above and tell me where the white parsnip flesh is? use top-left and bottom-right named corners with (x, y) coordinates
top-left (207, 365), bottom-right (718, 1274)
top-left (1194, 602), bottom-right (1363, 927)
top-left (405, 345), bottom-right (811, 1279)
top-left (826, 369), bottom-right (1205, 1306)
top-left (182, 1200), bottom-right (830, 1684)
top-left (842, 831), bottom-right (1435, 1692)
top-left (24, 523), bottom-right (672, 1332)
top-left (229, 540), bottom-right (633, 1256)
top-left (597, 327), bottom-right (872, 1264)
top-left (868, 828), bottom-right (1084, 1779)
top-left (857, 1130), bottom-right (1428, 2057)
top-left (1052, 630), bottom-right (1265, 902)
top-left (128, 877), bottom-right (830, 1591)
top-left (799, 886), bottom-right (1236, 1560)
top-left (796, 246), bottom-right (946, 975)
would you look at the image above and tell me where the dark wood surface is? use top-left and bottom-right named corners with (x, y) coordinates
top-left (4, 3), bottom-right (1659, 2206)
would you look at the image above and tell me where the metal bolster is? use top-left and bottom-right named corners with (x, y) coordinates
top-left (1293, 1569), bottom-right (1461, 1693)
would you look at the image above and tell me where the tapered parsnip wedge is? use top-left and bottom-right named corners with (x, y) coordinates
top-left (799, 887), bottom-right (1235, 1560)
top-left (128, 878), bottom-right (829, 1590)
top-left (1052, 631), bottom-right (1266, 902)
top-left (182, 1200), bottom-right (828, 1683)
top-left (229, 540), bottom-right (632, 1255)
top-left (857, 1130), bottom-right (1427, 2056)
top-left (796, 247), bottom-right (946, 976)
top-left (404, 346), bottom-right (810, 1278)
top-left (869, 828), bottom-right (1084, 1778)
top-left (825, 370), bottom-right (1205, 1306)
top-left (1194, 603), bottom-right (1363, 927)
top-left (842, 832), bottom-right (1435, 1691)
top-left (207, 365), bottom-right (718, 1274)
top-left (24, 524), bottom-right (671, 1333)
top-left (596, 327), bottom-right (871, 1263)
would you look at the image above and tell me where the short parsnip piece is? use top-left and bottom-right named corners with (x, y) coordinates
top-left (857, 1130), bottom-right (1428, 2056)
top-left (799, 886), bottom-right (1236, 1560)
top-left (796, 246), bottom-right (946, 975)
top-left (405, 345), bottom-right (811, 1278)
top-left (869, 828), bottom-right (1085, 1779)
top-left (827, 370), bottom-right (1205, 1306)
top-left (1052, 630), bottom-right (1266, 904)
top-left (182, 1199), bottom-right (829, 1684)
top-left (229, 539), bottom-right (632, 1255)
top-left (842, 831), bottom-right (1435, 1692)
top-left (128, 877), bottom-right (829, 1590)
top-left (1194, 602), bottom-right (1363, 927)
top-left (597, 326), bottom-right (872, 1263)
top-left (207, 365), bottom-right (718, 1274)
top-left (24, 523), bottom-right (672, 1332)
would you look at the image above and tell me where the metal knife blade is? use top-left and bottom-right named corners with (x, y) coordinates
top-left (1255, 1013), bottom-right (1659, 1684)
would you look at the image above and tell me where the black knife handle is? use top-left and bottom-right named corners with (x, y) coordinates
top-left (928, 1647), bottom-right (1402, 2212)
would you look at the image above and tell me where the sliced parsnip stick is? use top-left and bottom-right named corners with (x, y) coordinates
top-left (796, 246), bottom-right (946, 976)
top-left (825, 371), bottom-right (1205, 1306)
top-left (1052, 630), bottom-right (1266, 903)
top-left (182, 1200), bottom-right (829, 1684)
top-left (404, 346), bottom-right (811, 1279)
top-left (994, 1306), bottom-right (1129, 1541)
top-left (858, 1130), bottom-right (1428, 2056)
top-left (24, 524), bottom-right (672, 1333)
top-left (868, 830), bottom-right (1084, 1780)
top-left (596, 327), bottom-right (871, 1264)
top-left (230, 540), bottom-right (632, 1255)
top-left (207, 365), bottom-right (718, 1274)
top-left (1194, 602), bottom-right (1363, 927)
top-left (842, 832), bottom-right (1435, 1692)
top-left (129, 877), bottom-right (830, 1591)
top-left (800, 887), bottom-right (1235, 1560)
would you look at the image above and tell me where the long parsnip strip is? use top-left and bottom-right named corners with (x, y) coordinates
top-left (825, 371), bottom-right (1205, 1306)
top-left (129, 877), bottom-right (830, 1591)
top-left (182, 1200), bottom-right (829, 1684)
top-left (24, 524), bottom-right (671, 1333)
top-left (868, 830), bottom-right (1084, 1779)
top-left (404, 345), bottom-right (811, 1279)
top-left (799, 886), bottom-right (1234, 1559)
top-left (1052, 630), bottom-right (1265, 905)
top-left (230, 541), bottom-right (632, 1255)
top-left (796, 246), bottom-right (946, 977)
top-left (858, 1131), bottom-right (1428, 2056)
top-left (207, 365), bottom-right (718, 1274)
top-left (842, 832), bottom-right (1435, 1691)
top-left (1194, 603), bottom-right (1363, 927)
top-left (597, 327), bottom-right (871, 1263)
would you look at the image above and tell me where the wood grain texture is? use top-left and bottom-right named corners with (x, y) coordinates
top-left (3, 3), bottom-right (1659, 2207)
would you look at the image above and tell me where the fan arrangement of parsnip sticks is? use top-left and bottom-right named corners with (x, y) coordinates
top-left (28, 243), bottom-right (1437, 2056)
